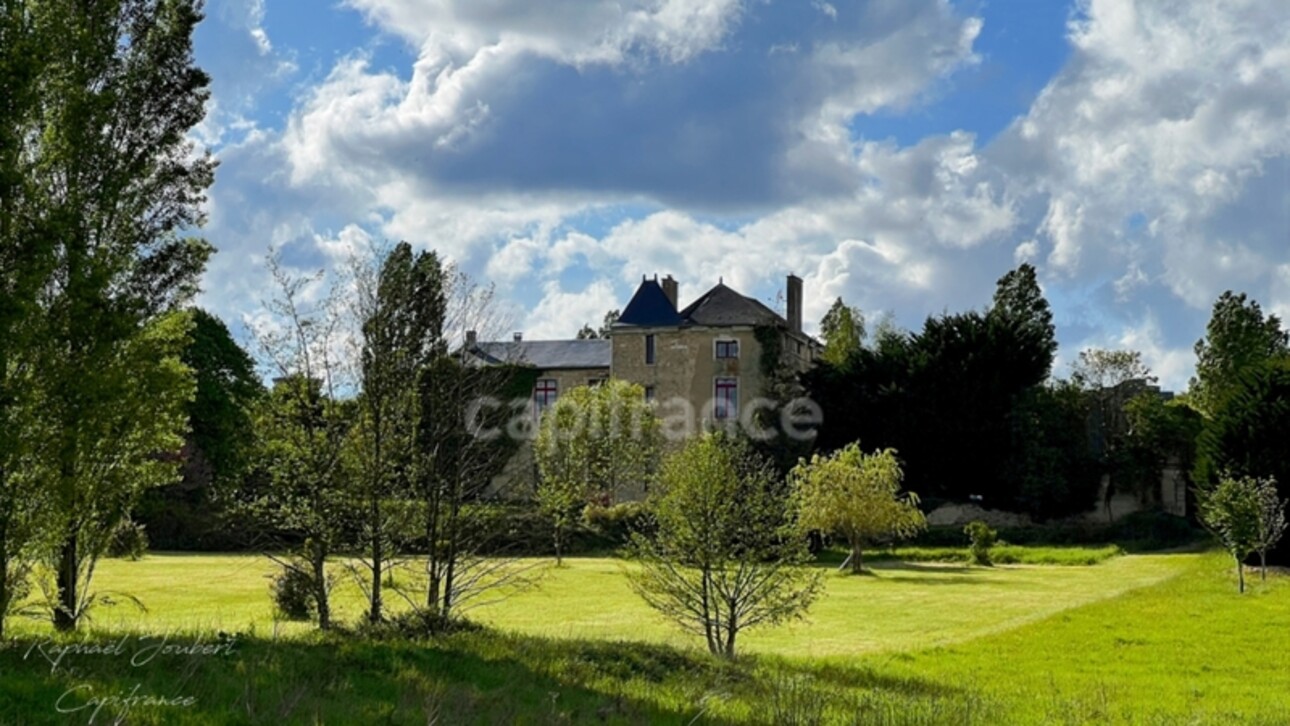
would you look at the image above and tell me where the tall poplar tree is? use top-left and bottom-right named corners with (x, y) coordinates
top-left (17, 0), bottom-right (215, 630)
top-left (350, 241), bottom-right (446, 623)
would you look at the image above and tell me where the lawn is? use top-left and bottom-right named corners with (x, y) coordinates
top-left (1, 548), bottom-right (1286, 724)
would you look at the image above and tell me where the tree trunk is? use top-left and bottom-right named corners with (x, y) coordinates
top-left (313, 553), bottom-right (331, 630)
top-left (0, 517), bottom-right (8, 640)
top-left (701, 569), bottom-right (717, 655)
top-left (369, 496), bottom-right (383, 624)
top-left (426, 519), bottom-right (440, 615)
top-left (369, 415), bottom-right (384, 624)
top-left (54, 533), bottom-right (78, 631)
top-left (554, 524), bottom-right (563, 567)
top-left (1260, 551), bottom-right (1267, 582)
top-left (1237, 554), bottom-right (1245, 594)
top-left (850, 542), bottom-right (864, 575)
top-left (723, 606), bottom-right (738, 659)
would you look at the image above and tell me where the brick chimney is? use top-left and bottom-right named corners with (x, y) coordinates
top-left (513, 332), bottom-right (523, 342)
top-left (661, 275), bottom-right (678, 310)
top-left (466, 330), bottom-right (478, 347)
top-left (786, 274), bottom-right (802, 334)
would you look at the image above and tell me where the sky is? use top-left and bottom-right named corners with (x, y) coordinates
top-left (191, 0), bottom-right (1290, 391)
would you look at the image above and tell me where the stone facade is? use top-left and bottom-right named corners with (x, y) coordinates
top-left (611, 325), bottom-right (814, 430)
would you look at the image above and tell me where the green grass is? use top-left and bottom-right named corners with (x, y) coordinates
top-left (1, 549), bottom-right (1286, 724)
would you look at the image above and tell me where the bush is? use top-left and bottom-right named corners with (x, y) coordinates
top-left (582, 501), bottom-right (653, 543)
top-left (270, 566), bottom-right (316, 621)
top-left (106, 519), bottom-right (149, 560)
top-left (357, 609), bottom-right (485, 640)
top-left (964, 521), bottom-right (998, 566)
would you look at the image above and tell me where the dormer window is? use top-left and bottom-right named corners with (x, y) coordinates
top-left (715, 339), bottom-right (739, 359)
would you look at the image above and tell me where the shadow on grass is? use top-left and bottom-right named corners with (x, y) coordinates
top-left (0, 626), bottom-right (993, 725)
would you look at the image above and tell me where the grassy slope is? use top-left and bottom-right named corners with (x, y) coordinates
top-left (469, 553), bottom-right (1183, 658)
top-left (1, 551), bottom-right (1286, 724)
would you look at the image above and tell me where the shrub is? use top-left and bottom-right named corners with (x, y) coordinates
top-left (964, 521), bottom-right (998, 566)
top-left (270, 566), bottom-right (316, 621)
top-left (106, 519), bottom-right (149, 560)
top-left (582, 501), bottom-right (653, 543)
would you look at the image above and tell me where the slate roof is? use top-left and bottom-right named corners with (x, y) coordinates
top-left (467, 340), bottom-right (610, 370)
top-left (678, 283), bottom-right (782, 327)
top-left (616, 279), bottom-right (786, 329)
top-left (616, 279), bottom-right (683, 326)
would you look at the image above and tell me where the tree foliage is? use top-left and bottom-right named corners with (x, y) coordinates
top-left (629, 433), bottom-right (821, 659)
top-left (1198, 476), bottom-right (1266, 593)
top-left (535, 380), bottom-right (661, 562)
top-left (349, 241), bottom-right (447, 623)
top-left (248, 253), bottom-right (353, 630)
top-left (819, 298), bottom-right (864, 368)
top-left (987, 263), bottom-right (1057, 384)
top-left (406, 272), bottom-right (534, 624)
top-left (4, 0), bottom-right (215, 631)
top-left (790, 444), bottom-right (926, 574)
top-left (1191, 291), bottom-right (1289, 417)
top-left (1194, 359), bottom-right (1290, 564)
top-left (182, 308), bottom-right (264, 490)
top-left (803, 264), bottom-right (1063, 515)
top-left (1002, 382), bottom-right (1099, 520)
top-left (576, 309), bottom-right (621, 339)
top-left (1252, 478), bottom-right (1287, 582)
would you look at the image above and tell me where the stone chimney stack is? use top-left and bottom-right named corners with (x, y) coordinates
top-left (787, 274), bottom-right (802, 334)
top-left (466, 330), bottom-right (478, 347)
top-left (513, 332), bottom-right (523, 342)
top-left (661, 275), bottom-right (678, 310)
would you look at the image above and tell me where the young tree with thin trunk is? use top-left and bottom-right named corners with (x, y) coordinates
top-left (248, 252), bottom-right (353, 630)
top-left (1198, 476), bottom-right (1264, 593)
top-left (629, 433), bottom-right (822, 659)
top-left (400, 271), bottom-right (536, 626)
top-left (347, 241), bottom-right (446, 624)
top-left (1253, 477), bottom-right (1287, 581)
top-left (790, 444), bottom-right (926, 575)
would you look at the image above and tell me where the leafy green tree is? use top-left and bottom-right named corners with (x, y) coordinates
top-left (413, 358), bottom-right (534, 623)
top-left (629, 433), bottom-right (821, 659)
top-left (249, 253), bottom-right (353, 630)
top-left (987, 263), bottom-right (1057, 383)
top-left (405, 271), bottom-right (537, 624)
top-left (575, 309), bottom-right (620, 339)
top-left (0, 0), bottom-right (60, 637)
top-left (1194, 360), bottom-right (1290, 566)
top-left (1252, 478), bottom-right (1287, 582)
top-left (820, 298), bottom-right (864, 368)
top-left (1194, 359), bottom-right (1290, 487)
top-left (135, 309), bottom-right (263, 550)
top-left (790, 444), bottom-right (926, 574)
top-left (350, 241), bottom-right (446, 623)
top-left (1002, 382), bottom-right (1099, 520)
top-left (182, 309), bottom-right (263, 489)
top-left (36, 312), bottom-right (196, 628)
top-left (14, 0), bottom-right (215, 630)
top-left (1071, 348), bottom-right (1156, 520)
top-left (535, 380), bottom-right (661, 563)
top-left (1119, 391), bottom-right (1202, 509)
top-left (805, 266), bottom-right (1064, 515)
top-left (1198, 476), bottom-right (1265, 593)
top-left (1191, 291), bottom-right (1289, 417)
